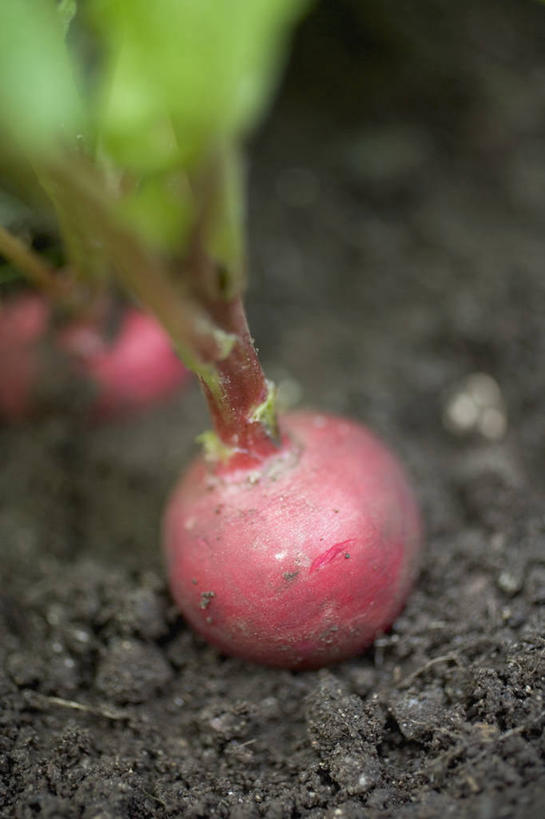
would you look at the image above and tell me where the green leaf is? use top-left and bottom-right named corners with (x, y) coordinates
top-left (57, 0), bottom-right (77, 35)
top-left (0, 0), bottom-right (310, 285)
top-left (0, 0), bottom-right (83, 157)
top-left (119, 172), bottom-right (193, 250)
top-left (92, 0), bottom-right (309, 172)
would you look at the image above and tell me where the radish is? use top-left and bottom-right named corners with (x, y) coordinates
top-left (0, 226), bottom-right (189, 422)
top-left (58, 306), bottom-right (190, 420)
top-left (0, 291), bottom-right (189, 422)
top-left (158, 290), bottom-right (422, 669)
top-left (165, 410), bottom-right (421, 669)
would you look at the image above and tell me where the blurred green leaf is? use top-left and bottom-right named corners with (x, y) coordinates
top-left (57, 0), bottom-right (77, 35)
top-left (0, 0), bottom-right (83, 156)
top-left (0, 190), bottom-right (31, 229)
top-left (119, 172), bottom-right (193, 250)
top-left (92, 0), bottom-right (309, 172)
top-left (0, 0), bottom-right (309, 291)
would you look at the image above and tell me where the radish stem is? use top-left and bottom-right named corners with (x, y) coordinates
top-left (199, 294), bottom-right (279, 457)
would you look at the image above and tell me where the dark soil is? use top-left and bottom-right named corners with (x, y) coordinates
top-left (1, 1), bottom-right (544, 816)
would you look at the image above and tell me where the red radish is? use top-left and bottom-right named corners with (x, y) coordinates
top-left (164, 409), bottom-right (421, 669)
top-left (0, 293), bottom-right (189, 422)
top-left (58, 307), bottom-right (191, 420)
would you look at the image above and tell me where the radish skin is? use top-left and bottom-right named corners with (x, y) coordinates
top-left (164, 410), bottom-right (422, 669)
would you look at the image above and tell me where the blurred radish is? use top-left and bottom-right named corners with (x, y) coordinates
top-left (58, 306), bottom-right (190, 420)
top-left (0, 223), bottom-right (189, 422)
top-left (0, 290), bottom-right (189, 422)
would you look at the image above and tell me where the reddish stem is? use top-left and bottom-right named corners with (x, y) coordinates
top-left (199, 295), bottom-right (279, 460)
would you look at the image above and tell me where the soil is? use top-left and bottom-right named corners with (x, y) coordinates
top-left (1, 1), bottom-right (544, 817)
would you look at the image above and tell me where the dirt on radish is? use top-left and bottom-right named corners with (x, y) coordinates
top-left (1, 1), bottom-right (545, 816)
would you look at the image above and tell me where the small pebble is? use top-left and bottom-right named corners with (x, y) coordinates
top-left (443, 372), bottom-right (507, 440)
